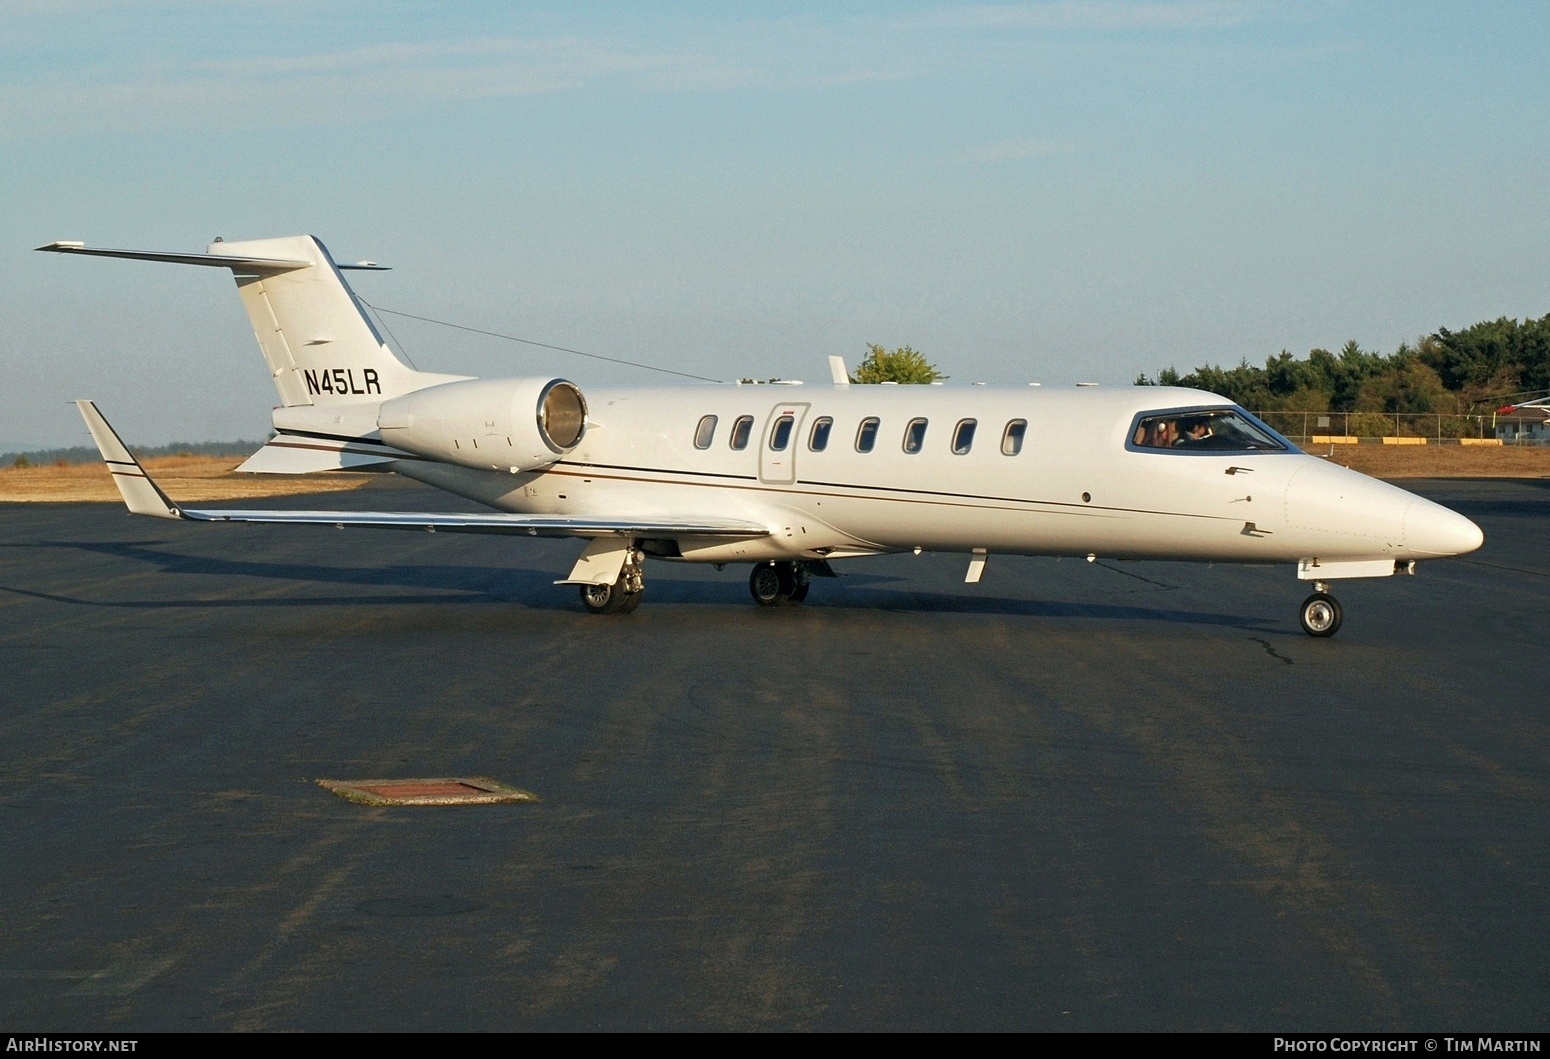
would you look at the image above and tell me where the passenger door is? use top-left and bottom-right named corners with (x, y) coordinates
top-left (759, 402), bottom-right (809, 484)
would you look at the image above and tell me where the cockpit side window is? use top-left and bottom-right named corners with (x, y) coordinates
top-left (1128, 408), bottom-right (1289, 453)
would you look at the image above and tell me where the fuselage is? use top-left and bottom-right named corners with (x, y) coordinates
top-left (385, 383), bottom-right (1484, 568)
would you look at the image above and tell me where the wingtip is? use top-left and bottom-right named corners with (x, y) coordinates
top-left (72, 401), bottom-right (182, 520)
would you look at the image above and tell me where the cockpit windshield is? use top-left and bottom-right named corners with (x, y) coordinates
top-left (1130, 408), bottom-right (1288, 453)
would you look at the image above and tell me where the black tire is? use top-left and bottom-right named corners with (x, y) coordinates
top-left (787, 581), bottom-right (810, 603)
top-left (617, 590), bottom-right (643, 614)
top-left (580, 578), bottom-right (627, 615)
top-left (1299, 592), bottom-right (1343, 637)
top-left (749, 563), bottom-right (788, 606)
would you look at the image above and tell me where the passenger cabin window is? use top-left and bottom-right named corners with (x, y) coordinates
top-left (769, 414), bottom-right (795, 451)
top-left (694, 415), bottom-right (717, 450)
top-left (952, 419), bottom-right (976, 455)
top-left (856, 417), bottom-right (880, 453)
top-left (903, 418), bottom-right (928, 454)
top-left (730, 415), bottom-right (754, 451)
top-left (809, 417), bottom-right (833, 452)
top-left (1002, 419), bottom-right (1027, 456)
top-left (1130, 409), bottom-right (1288, 452)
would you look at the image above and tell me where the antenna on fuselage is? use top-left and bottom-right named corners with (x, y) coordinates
top-left (828, 356), bottom-right (850, 386)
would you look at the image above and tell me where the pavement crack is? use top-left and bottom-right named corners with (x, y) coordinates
top-left (1455, 557), bottom-right (1550, 580)
top-left (1092, 561), bottom-right (1178, 590)
top-left (1249, 636), bottom-right (1295, 665)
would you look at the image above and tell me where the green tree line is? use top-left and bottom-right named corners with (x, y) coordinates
top-left (1136, 313), bottom-right (1550, 416)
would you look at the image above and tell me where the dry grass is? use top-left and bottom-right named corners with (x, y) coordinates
top-left (0, 455), bottom-right (375, 503)
top-left (1302, 444), bottom-right (1550, 478)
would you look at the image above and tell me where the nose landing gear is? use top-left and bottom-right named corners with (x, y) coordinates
top-left (1298, 582), bottom-right (1343, 637)
top-left (749, 561), bottom-right (811, 606)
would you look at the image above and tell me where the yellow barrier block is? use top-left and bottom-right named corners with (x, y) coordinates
top-left (1310, 435), bottom-right (1360, 444)
top-left (1380, 436), bottom-right (1428, 445)
top-left (1459, 437), bottom-right (1504, 446)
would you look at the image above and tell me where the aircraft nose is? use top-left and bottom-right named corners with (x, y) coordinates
top-left (1405, 497), bottom-right (1484, 557)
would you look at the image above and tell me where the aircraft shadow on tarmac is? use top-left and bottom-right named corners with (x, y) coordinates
top-left (3, 538), bottom-right (1279, 631)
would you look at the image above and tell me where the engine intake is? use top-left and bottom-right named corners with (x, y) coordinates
top-left (377, 377), bottom-right (587, 471)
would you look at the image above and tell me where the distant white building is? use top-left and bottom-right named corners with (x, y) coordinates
top-left (1495, 416), bottom-right (1550, 444)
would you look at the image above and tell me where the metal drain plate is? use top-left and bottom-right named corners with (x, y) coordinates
top-left (318, 777), bottom-right (537, 806)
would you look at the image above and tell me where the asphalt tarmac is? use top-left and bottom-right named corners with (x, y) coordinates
top-left (1, 477), bottom-right (1546, 1031)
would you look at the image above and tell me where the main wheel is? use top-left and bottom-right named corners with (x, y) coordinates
top-left (787, 581), bottom-right (810, 603)
top-left (749, 563), bottom-right (789, 606)
top-left (1299, 592), bottom-right (1343, 637)
top-left (617, 590), bottom-right (643, 614)
top-left (580, 577), bottom-right (628, 615)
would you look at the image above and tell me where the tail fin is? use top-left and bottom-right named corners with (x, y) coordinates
top-left (212, 235), bottom-right (428, 406)
top-left (39, 236), bottom-right (462, 407)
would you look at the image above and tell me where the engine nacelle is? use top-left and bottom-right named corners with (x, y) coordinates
top-left (377, 377), bottom-right (587, 471)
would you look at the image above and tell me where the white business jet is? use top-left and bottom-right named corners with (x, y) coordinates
top-left (38, 235), bottom-right (1484, 636)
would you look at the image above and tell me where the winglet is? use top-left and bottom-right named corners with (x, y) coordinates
top-left (74, 401), bottom-right (182, 519)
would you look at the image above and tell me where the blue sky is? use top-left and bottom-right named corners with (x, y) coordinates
top-left (4, 1), bottom-right (1548, 447)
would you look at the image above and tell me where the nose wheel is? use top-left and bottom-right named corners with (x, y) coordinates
top-left (749, 561), bottom-right (810, 606)
top-left (1298, 590), bottom-right (1343, 637)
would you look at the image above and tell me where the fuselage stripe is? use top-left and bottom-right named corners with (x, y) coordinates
top-left (543, 465), bottom-right (1235, 523)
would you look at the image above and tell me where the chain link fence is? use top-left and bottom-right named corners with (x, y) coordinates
top-left (1251, 411), bottom-right (1550, 445)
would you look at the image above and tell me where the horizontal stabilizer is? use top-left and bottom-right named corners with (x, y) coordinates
top-left (44, 235), bottom-right (430, 409)
top-left (38, 242), bottom-right (310, 272)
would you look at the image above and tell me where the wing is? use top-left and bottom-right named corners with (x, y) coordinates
top-left (176, 509), bottom-right (768, 538)
top-left (74, 401), bottom-right (770, 541)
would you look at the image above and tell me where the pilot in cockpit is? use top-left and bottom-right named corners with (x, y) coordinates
top-left (1176, 417), bottom-right (1211, 446)
top-left (1133, 408), bottom-right (1285, 452)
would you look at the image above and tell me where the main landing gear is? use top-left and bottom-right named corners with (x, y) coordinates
top-left (749, 561), bottom-right (810, 606)
top-left (1298, 581), bottom-right (1343, 637)
top-left (578, 549), bottom-right (645, 615)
